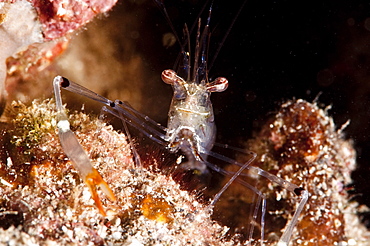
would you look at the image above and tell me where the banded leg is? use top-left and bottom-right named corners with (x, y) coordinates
top-left (53, 76), bottom-right (116, 216)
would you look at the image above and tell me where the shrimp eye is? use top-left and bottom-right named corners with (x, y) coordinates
top-left (161, 69), bottom-right (178, 85)
top-left (206, 77), bottom-right (228, 92)
top-left (162, 69), bottom-right (187, 99)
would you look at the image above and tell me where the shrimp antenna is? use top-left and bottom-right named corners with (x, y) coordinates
top-left (153, 0), bottom-right (212, 75)
top-left (153, 0), bottom-right (189, 79)
top-left (208, 0), bottom-right (249, 72)
top-left (153, 0), bottom-right (182, 47)
top-left (197, 2), bottom-right (213, 84)
top-left (182, 24), bottom-right (191, 81)
top-left (186, 0), bottom-right (212, 38)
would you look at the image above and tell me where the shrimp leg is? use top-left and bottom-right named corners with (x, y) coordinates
top-left (53, 76), bottom-right (116, 216)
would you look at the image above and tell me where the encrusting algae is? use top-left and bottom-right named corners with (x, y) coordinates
top-left (0, 99), bottom-right (368, 245)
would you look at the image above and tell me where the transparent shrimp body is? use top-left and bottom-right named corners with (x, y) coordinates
top-left (162, 68), bottom-right (227, 172)
top-left (157, 7), bottom-right (232, 171)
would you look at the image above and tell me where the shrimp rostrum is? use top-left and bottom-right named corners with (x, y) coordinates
top-left (52, 6), bottom-right (308, 246)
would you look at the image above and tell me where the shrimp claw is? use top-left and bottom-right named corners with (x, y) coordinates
top-left (53, 76), bottom-right (116, 217)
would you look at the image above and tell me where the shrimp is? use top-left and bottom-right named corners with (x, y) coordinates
top-left (52, 2), bottom-right (308, 245)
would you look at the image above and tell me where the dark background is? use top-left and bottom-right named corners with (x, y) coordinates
top-left (88, 0), bottom-right (370, 227)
